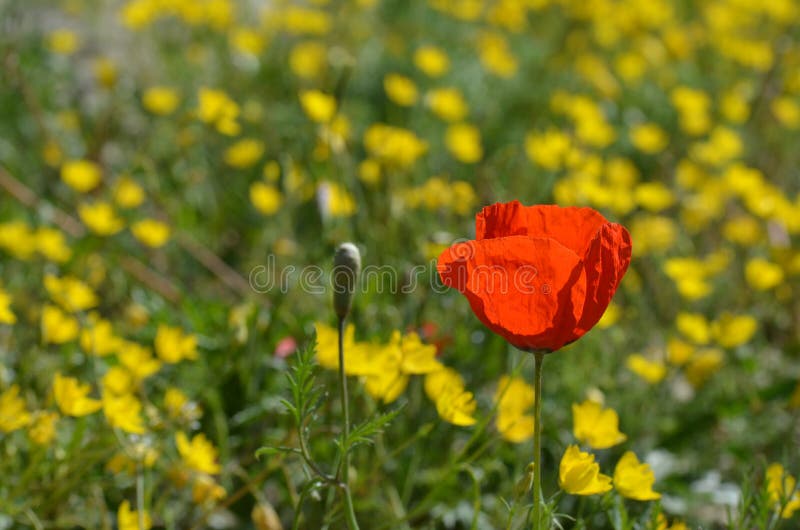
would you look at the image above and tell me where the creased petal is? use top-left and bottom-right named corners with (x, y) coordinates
top-left (438, 236), bottom-right (586, 351)
top-left (574, 222), bottom-right (632, 336)
top-left (475, 201), bottom-right (608, 255)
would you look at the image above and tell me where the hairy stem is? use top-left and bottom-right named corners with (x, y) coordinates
top-left (532, 352), bottom-right (545, 530)
top-left (338, 317), bottom-right (360, 530)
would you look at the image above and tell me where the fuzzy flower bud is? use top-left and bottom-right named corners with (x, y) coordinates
top-left (333, 242), bottom-right (361, 319)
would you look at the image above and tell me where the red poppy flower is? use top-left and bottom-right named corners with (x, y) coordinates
top-left (437, 201), bottom-right (632, 352)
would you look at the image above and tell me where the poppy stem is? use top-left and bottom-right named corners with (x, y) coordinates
top-left (531, 352), bottom-right (545, 530)
top-left (337, 316), bottom-right (360, 530)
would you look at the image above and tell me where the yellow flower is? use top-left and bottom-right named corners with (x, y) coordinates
top-left (626, 354), bottom-right (666, 384)
top-left (766, 463), bottom-right (800, 518)
top-left (395, 331), bottom-right (442, 374)
top-left (176, 432), bottom-right (221, 474)
top-left (358, 159), bottom-right (381, 185)
top-left (289, 41), bottom-right (327, 79)
top-left (119, 341), bottom-right (162, 381)
top-left (477, 32), bottom-right (517, 78)
top-left (165, 387), bottom-right (201, 421)
top-left (630, 123), bottom-right (668, 154)
top-left (93, 57), bottom-right (117, 89)
top-left (676, 312), bottom-right (710, 345)
top-left (155, 325), bottom-right (198, 363)
top-left (81, 318), bottom-right (121, 357)
top-left (44, 275), bottom-right (98, 312)
top-left (525, 128), bottom-right (571, 170)
top-left (425, 367), bottom-right (465, 401)
top-left (384, 74), bottom-right (418, 106)
top-left (35, 227), bottom-right (71, 263)
top-left (559, 445), bottom-right (613, 495)
top-left (711, 313), bottom-right (757, 348)
top-left (142, 86), bottom-right (180, 115)
top-left (0, 385), bottom-right (31, 432)
top-left (53, 373), bottom-right (102, 417)
top-left (299, 90), bottom-right (337, 123)
top-left (629, 215), bottom-right (677, 255)
top-left (280, 6), bottom-right (331, 35)
top-left (314, 322), bottom-right (373, 375)
top-left (230, 27), bottom-right (266, 56)
top-left (78, 202), bottom-right (125, 236)
top-left (363, 347), bottom-right (408, 404)
top-left (28, 411), bottom-right (58, 445)
top-left (224, 139), bottom-right (265, 168)
top-left (113, 176), bottom-right (146, 209)
top-left (61, 160), bottom-right (102, 192)
top-left (435, 388), bottom-right (477, 426)
top-left (496, 376), bottom-right (536, 443)
top-left (426, 88), bottom-right (468, 122)
top-left (745, 258), bottom-right (784, 291)
top-left (497, 413), bottom-right (535, 443)
top-left (685, 348), bottom-right (723, 388)
top-left (363, 124), bottom-right (428, 168)
top-left (572, 400), bottom-right (627, 449)
top-left (496, 376), bottom-right (535, 416)
top-left (131, 219), bottom-right (171, 248)
top-left (118, 500), bottom-right (151, 530)
top-left (103, 392), bottom-right (146, 434)
top-left (597, 303), bottom-right (620, 329)
top-left (613, 451), bottom-right (660, 501)
top-left (635, 182), bottom-right (675, 212)
top-left (47, 29), bottom-right (79, 55)
top-left (446, 123), bottom-right (483, 164)
top-left (197, 87), bottom-right (240, 135)
top-left (102, 367), bottom-right (134, 396)
top-left (413, 46), bottom-right (450, 77)
top-left (666, 338), bottom-right (694, 366)
top-left (192, 474), bottom-right (227, 505)
top-left (247, 182), bottom-right (282, 215)
top-left (0, 288), bottom-right (16, 325)
top-left (317, 181), bottom-right (356, 218)
top-left (771, 97), bottom-right (800, 129)
top-left (41, 304), bottom-right (79, 344)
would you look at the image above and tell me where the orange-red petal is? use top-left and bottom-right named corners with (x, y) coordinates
top-left (475, 201), bottom-right (607, 255)
top-left (437, 236), bottom-right (587, 352)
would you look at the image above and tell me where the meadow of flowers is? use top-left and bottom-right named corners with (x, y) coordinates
top-left (1, 0), bottom-right (799, 528)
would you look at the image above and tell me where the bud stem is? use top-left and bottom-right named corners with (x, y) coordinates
top-left (337, 316), bottom-right (360, 530)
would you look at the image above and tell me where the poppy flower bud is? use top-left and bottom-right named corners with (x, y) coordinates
top-left (332, 242), bottom-right (361, 319)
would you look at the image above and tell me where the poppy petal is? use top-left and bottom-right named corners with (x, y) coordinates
top-left (437, 236), bottom-right (587, 352)
top-left (574, 222), bottom-right (632, 336)
top-left (476, 201), bottom-right (608, 255)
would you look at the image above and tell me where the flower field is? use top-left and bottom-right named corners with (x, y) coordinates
top-left (1, 0), bottom-right (799, 528)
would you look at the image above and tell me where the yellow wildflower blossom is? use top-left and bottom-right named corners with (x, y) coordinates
top-left (142, 86), bottom-right (180, 115)
top-left (572, 400), bottom-right (627, 449)
top-left (559, 445), bottom-right (613, 495)
top-left (176, 432), bottom-right (221, 474)
top-left (0, 385), bottom-right (31, 432)
top-left (614, 451), bottom-right (660, 501)
top-left (131, 219), bottom-right (171, 248)
top-left (28, 411), bottom-right (58, 445)
top-left (78, 202), bottom-right (125, 236)
top-left (53, 373), bottom-right (102, 417)
top-left (41, 304), bottom-right (79, 344)
top-left (61, 160), bottom-right (102, 193)
top-left (155, 325), bottom-right (198, 363)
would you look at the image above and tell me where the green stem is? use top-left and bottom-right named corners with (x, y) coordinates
top-left (136, 461), bottom-right (146, 530)
top-left (532, 352), bottom-right (545, 530)
top-left (337, 317), bottom-right (360, 530)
